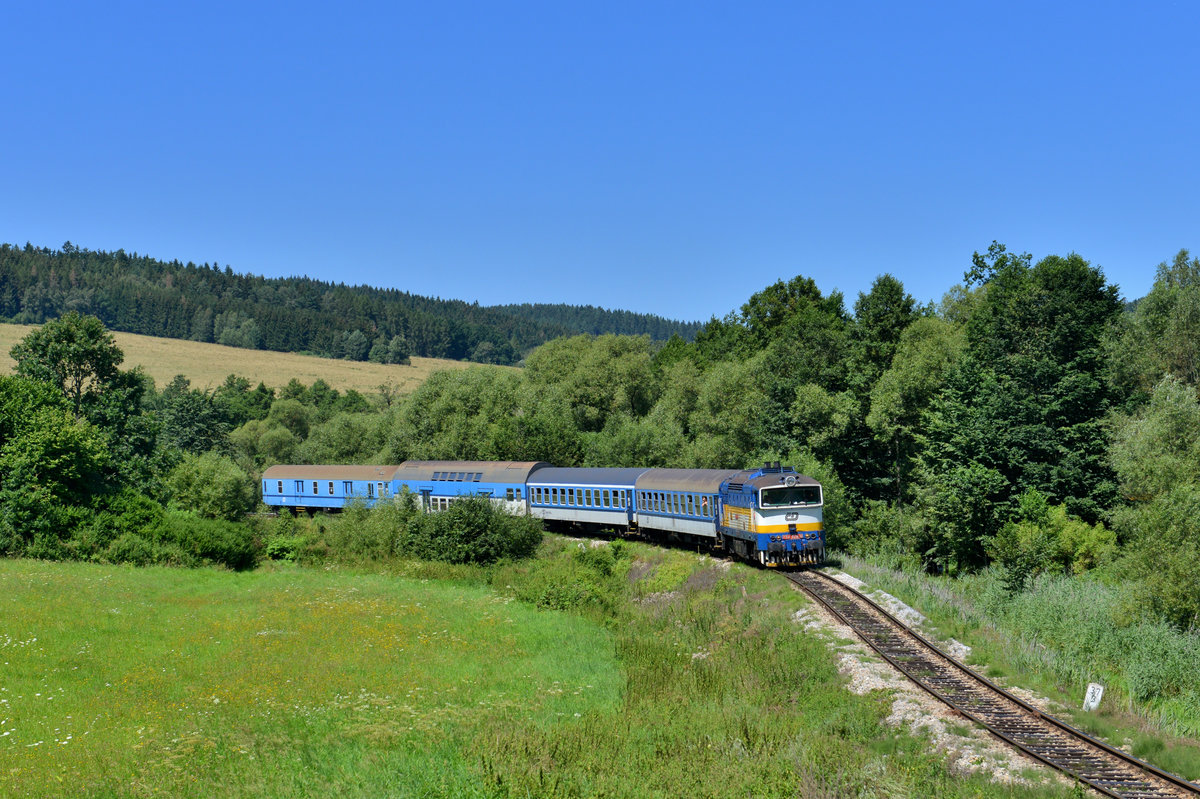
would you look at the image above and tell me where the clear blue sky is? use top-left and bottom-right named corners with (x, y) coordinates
top-left (2, 1), bottom-right (1196, 322)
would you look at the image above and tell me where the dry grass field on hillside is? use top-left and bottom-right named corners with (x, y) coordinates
top-left (0, 323), bottom-right (513, 395)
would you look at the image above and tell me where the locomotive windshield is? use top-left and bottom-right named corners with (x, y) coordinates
top-left (759, 486), bottom-right (821, 508)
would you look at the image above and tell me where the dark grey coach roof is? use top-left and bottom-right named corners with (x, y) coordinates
top-left (527, 467), bottom-right (650, 486)
top-left (636, 468), bottom-right (743, 493)
top-left (397, 460), bottom-right (550, 483)
top-left (263, 464), bottom-right (402, 481)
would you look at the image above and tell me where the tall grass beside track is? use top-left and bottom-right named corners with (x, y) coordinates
top-left (2, 541), bottom-right (1077, 798)
top-left (838, 552), bottom-right (1200, 780)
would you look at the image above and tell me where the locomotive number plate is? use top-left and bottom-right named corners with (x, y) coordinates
top-left (786, 512), bottom-right (799, 521)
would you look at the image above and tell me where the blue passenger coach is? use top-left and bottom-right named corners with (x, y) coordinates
top-left (633, 468), bottom-right (740, 541)
top-left (394, 460), bottom-right (549, 513)
top-left (262, 465), bottom-right (402, 511)
top-left (528, 467), bottom-right (648, 531)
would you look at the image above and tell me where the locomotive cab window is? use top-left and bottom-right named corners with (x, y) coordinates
top-left (760, 486), bottom-right (822, 508)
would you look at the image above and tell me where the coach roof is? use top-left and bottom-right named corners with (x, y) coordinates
top-left (527, 467), bottom-right (650, 486)
top-left (636, 468), bottom-right (744, 493)
top-left (262, 464), bottom-right (403, 481)
top-left (396, 460), bottom-right (550, 483)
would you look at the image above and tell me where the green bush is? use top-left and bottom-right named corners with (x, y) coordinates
top-left (78, 489), bottom-right (167, 560)
top-left (167, 452), bottom-right (256, 521)
top-left (400, 496), bottom-right (543, 565)
top-left (159, 511), bottom-right (259, 570)
top-left (104, 532), bottom-right (161, 567)
top-left (310, 494), bottom-right (544, 567)
top-left (846, 500), bottom-right (926, 569)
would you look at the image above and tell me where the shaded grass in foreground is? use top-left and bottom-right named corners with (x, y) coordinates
top-left (2, 543), bottom-right (1075, 797)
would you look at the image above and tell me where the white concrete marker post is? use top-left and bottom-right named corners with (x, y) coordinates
top-left (1083, 682), bottom-right (1104, 712)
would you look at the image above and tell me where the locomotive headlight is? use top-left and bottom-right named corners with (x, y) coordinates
top-left (784, 475), bottom-right (796, 487)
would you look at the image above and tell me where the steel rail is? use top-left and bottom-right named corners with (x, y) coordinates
top-left (786, 569), bottom-right (1200, 799)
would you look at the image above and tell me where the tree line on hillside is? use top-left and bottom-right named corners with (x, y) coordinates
top-left (0, 242), bottom-right (698, 366)
top-left (489, 303), bottom-right (702, 340)
top-left (4, 244), bottom-right (1199, 634)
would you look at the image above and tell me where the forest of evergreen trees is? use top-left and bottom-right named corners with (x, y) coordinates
top-left (0, 242), bottom-right (698, 365)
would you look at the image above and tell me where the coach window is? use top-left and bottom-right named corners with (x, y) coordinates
top-left (551, 488), bottom-right (558, 505)
top-left (506, 488), bottom-right (514, 501)
top-left (602, 489), bottom-right (610, 507)
top-left (377, 482), bottom-right (385, 496)
top-left (367, 483), bottom-right (375, 499)
top-left (701, 496), bottom-right (710, 516)
top-left (328, 481), bottom-right (334, 495)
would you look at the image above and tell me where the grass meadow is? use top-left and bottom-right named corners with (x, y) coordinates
top-left (0, 539), bottom-right (1078, 798)
top-left (0, 323), bottom-right (510, 395)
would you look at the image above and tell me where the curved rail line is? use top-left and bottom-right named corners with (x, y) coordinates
top-left (785, 569), bottom-right (1200, 799)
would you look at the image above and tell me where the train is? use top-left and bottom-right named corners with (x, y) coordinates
top-left (261, 460), bottom-right (825, 567)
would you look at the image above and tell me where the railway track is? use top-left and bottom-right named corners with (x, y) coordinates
top-left (786, 568), bottom-right (1200, 799)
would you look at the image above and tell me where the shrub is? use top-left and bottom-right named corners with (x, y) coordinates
top-left (159, 511), bottom-right (259, 570)
top-left (167, 452), bottom-right (256, 521)
top-left (78, 489), bottom-right (167, 559)
top-left (846, 500), bottom-right (926, 569)
top-left (401, 496), bottom-right (543, 565)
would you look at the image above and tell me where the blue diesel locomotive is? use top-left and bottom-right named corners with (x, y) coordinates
top-left (262, 460), bottom-right (824, 567)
